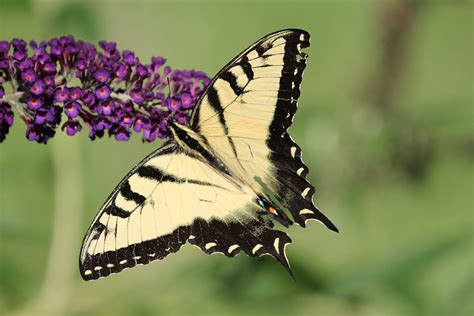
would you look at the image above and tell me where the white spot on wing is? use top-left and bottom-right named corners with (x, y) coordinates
top-left (299, 209), bottom-right (314, 215)
top-left (106, 263), bottom-right (114, 268)
top-left (84, 270), bottom-right (92, 276)
top-left (119, 260), bottom-right (127, 265)
top-left (94, 266), bottom-right (102, 271)
top-left (290, 146), bottom-right (297, 158)
top-left (301, 187), bottom-right (311, 198)
top-left (205, 242), bottom-right (217, 250)
top-left (283, 241), bottom-right (290, 268)
top-left (228, 244), bottom-right (239, 254)
top-left (273, 237), bottom-right (280, 254)
top-left (252, 244), bottom-right (263, 254)
top-left (297, 167), bottom-right (304, 176)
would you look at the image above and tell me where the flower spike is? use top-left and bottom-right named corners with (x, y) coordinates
top-left (0, 36), bottom-right (210, 143)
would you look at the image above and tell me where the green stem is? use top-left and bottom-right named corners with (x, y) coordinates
top-left (15, 134), bottom-right (83, 316)
top-left (0, 91), bottom-right (23, 104)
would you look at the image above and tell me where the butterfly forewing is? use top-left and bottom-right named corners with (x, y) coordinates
top-left (190, 29), bottom-right (337, 230)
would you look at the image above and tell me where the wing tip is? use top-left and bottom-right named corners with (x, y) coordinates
top-left (299, 207), bottom-right (339, 233)
top-left (318, 215), bottom-right (339, 233)
top-left (315, 209), bottom-right (339, 233)
top-left (255, 29), bottom-right (310, 51)
top-left (270, 28), bottom-right (310, 38)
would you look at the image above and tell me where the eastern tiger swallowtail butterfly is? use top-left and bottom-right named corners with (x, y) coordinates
top-left (79, 29), bottom-right (338, 281)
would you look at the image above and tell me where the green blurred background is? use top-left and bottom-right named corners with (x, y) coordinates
top-left (0, 0), bottom-right (472, 315)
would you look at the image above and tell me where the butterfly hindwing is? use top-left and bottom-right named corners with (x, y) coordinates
top-left (80, 144), bottom-right (292, 280)
top-left (190, 29), bottom-right (337, 230)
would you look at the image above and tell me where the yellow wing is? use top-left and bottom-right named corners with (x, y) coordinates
top-left (190, 29), bottom-right (337, 230)
top-left (80, 144), bottom-right (291, 280)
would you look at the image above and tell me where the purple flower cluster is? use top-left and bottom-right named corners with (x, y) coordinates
top-left (0, 36), bottom-right (210, 143)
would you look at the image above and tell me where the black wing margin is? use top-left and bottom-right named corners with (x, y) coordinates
top-left (80, 143), bottom-right (295, 280)
top-left (266, 30), bottom-right (338, 231)
top-left (79, 144), bottom-right (183, 281)
top-left (190, 29), bottom-right (338, 231)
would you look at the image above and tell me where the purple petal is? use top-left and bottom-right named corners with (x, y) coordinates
top-left (97, 100), bottom-right (115, 115)
top-left (65, 101), bottom-right (80, 118)
top-left (130, 88), bottom-right (143, 103)
top-left (61, 119), bottom-right (82, 136)
top-left (180, 92), bottom-right (194, 109)
top-left (70, 87), bottom-right (83, 101)
top-left (54, 88), bottom-right (70, 103)
top-left (27, 96), bottom-right (44, 110)
top-left (30, 80), bottom-right (45, 95)
top-left (94, 69), bottom-right (110, 83)
top-left (95, 85), bottom-right (111, 100)
top-left (114, 127), bottom-right (130, 141)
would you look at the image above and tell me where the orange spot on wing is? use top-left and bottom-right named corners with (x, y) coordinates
top-left (268, 207), bottom-right (278, 215)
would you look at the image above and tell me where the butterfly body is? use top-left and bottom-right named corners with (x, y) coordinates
top-left (80, 29), bottom-right (338, 281)
top-left (168, 120), bottom-right (233, 178)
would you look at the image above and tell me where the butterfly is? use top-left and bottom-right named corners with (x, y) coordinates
top-left (79, 29), bottom-right (338, 281)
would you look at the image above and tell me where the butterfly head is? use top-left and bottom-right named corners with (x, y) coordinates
top-left (169, 120), bottom-right (194, 148)
top-left (167, 120), bottom-right (211, 154)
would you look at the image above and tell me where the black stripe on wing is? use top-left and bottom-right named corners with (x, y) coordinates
top-left (190, 29), bottom-right (337, 231)
top-left (99, 162), bottom-right (232, 220)
top-left (220, 71), bottom-right (244, 95)
top-left (79, 144), bottom-right (178, 280)
top-left (81, 207), bottom-right (294, 280)
top-left (239, 55), bottom-right (254, 81)
top-left (263, 31), bottom-right (338, 232)
top-left (205, 86), bottom-right (242, 166)
top-left (188, 216), bottom-right (293, 276)
top-left (120, 181), bottom-right (146, 205)
top-left (80, 225), bottom-right (192, 281)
